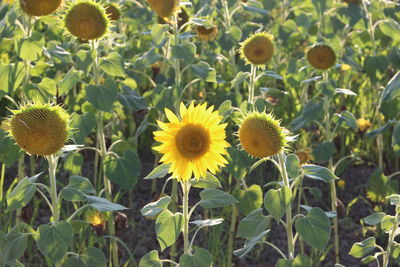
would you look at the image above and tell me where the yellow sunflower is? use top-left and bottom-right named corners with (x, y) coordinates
top-left (356, 118), bottom-right (372, 133)
top-left (7, 103), bottom-right (70, 156)
top-left (239, 111), bottom-right (290, 158)
top-left (307, 43), bottom-right (336, 70)
top-left (153, 102), bottom-right (230, 181)
top-left (240, 32), bottom-right (275, 65)
top-left (196, 25), bottom-right (219, 42)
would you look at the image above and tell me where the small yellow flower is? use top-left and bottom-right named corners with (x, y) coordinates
top-left (7, 103), bottom-right (70, 156)
top-left (238, 111), bottom-right (290, 158)
top-left (85, 210), bottom-right (106, 228)
top-left (153, 102), bottom-right (230, 181)
top-left (307, 43), bottom-right (336, 70)
top-left (196, 25), bottom-right (219, 42)
top-left (64, 0), bottom-right (110, 40)
top-left (341, 63), bottom-right (351, 71)
top-left (356, 118), bottom-right (372, 133)
top-left (337, 179), bottom-right (345, 190)
top-left (20, 0), bottom-right (62, 16)
top-left (240, 32), bottom-right (275, 65)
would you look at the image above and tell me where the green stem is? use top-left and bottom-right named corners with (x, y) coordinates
top-left (382, 214), bottom-right (399, 267)
top-left (227, 205), bottom-right (238, 266)
top-left (278, 152), bottom-right (294, 259)
top-left (173, 14), bottom-right (181, 89)
top-left (48, 155), bottom-right (59, 223)
top-left (182, 180), bottom-right (190, 254)
top-left (248, 64), bottom-right (257, 104)
top-left (92, 39), bottom-right (119, 267)
top-left (0, 164), bottom-right (5, 203)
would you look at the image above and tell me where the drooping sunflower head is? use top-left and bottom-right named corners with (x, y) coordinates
top-left (20, 0), bottom-right (63, 16)
top-left (105, 3), bottom-right (121, 21)
top-left (158, 7), bottom-right (189, 31)
top-left (240, 32), bottom-right (275, 65)
top-left (196, 25), bottom-right (219, 42)
top-left (295, 148), bottom-right (313, 165)
top-left (238, 111), bottom-right (290, 158)
top-left (7, 103), bottom-right (70, 156)
top-left (147, 0), bottom-right (179, 19)
top-left (307, 43), bottom-right (336, 70)
top-left (153, 102), bottom-right (230, 181)
top-left (64, 0), bottom-right (110, 40)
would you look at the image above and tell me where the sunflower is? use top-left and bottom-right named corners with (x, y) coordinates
top-left (153, 102), bottom-right (230, 181)
top-left (240, 32), bottom-right (275, 65)
top-left (147, 0), bottom-right (179, 19)
top-left (20, 0), bottom-right (63, 16)
top-left (356, 118), bottom-right (372, 133)
top-left (64, 0), bottom-right (109, 40)
top-left (307, 43), bottom-right (336, 70)
top-left (196, 25), bottom-right (219, 42)
top-left (239, 111), bottom-right (290, 158)
top-left (7, 103), bottom-right (70, 156)
top-left (105, 3), bottom-right (120, 21)
top-left (295, 148), bottom-right (313, 165)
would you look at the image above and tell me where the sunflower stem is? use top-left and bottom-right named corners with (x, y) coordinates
top-left (382, 213), bottom-right (399, 267)
top-left (92, 39), bottom-right (119, 267)
top-left (48, 155), bottom-right (60, 224)
top-left (248, 64), bottom-right (257, 104)
top-left (182, 180), bottom-right (190, 254)
top-left (0, 163), bottom-right (5, 204)
top-left (278, 152), bottom-right (295, 260)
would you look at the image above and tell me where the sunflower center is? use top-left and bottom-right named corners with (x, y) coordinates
top-left (175, 124), bottom-right (210, 159)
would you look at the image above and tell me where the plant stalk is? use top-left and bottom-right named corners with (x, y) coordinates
top-left (182, 180), bottom-right (190, 254)
top-left (278, 152), bottom-right (294, 259)
top-left (248, 64), bottom-right (257, 104)
top-left (382, 214), bottom-right (399, 267)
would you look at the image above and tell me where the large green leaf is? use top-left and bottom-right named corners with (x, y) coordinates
top-left (380, 71), bottom-right (400, 103)
top-left (237, 209), bottom-right (271, 239)
top-left (64, 247), bottom-right (106, 267)
top-left (191, 61), bottom-right (216, 82)
top-left (85, 196), bottom-right (128, 212)
top-left (141, 196), bottom-right (171, 217)
top-left (139, 250), bottom-right (162, 267)
top-left (199, 189), bottom-right (238, 209)
top-left (234, 184), bottom-right (263, 215)
top-left (190, 172), bottom-right (222, 189)
top-left (155, 210), bottom-right (183, 251)
top-left (295, 207), bottom-right (330, 250)
top-left (302, 164), bottom-right (339, 183)
top-left (104, 150), bottom-right (141, 190)
top-left (264, 186), bottom-right (292, 221)
top-left (179, 248), bottom-right (212, 267)
top-left (99, 52), bottom-right (126, 77)
top-left (36, 221), bottom-right (73, 263)
top-left (7, 175), bottom-right (39, 211)
top-left (61, 176), bottom-right (96, 202)
top-left (349, 237), bottom-right (377, 258)
top-left (85, 78), bottom-right (118, 112)
top-left (0, 224), bottom-right (28, 266)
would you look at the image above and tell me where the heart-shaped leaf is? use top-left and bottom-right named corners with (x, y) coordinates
top-left (264, 186), bottom-right (292, 221)
top-left (179, 248), bottom-right (212, 267)
top-left (155, 210), bottom-right (183, 251)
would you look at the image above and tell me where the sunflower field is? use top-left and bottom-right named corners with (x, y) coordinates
top-left (0, 0), bottom-right (400, 266)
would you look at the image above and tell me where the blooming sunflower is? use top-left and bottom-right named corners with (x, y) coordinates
top-left (240, 32), bottom-right (275, 65)
top-left (196, 25), bottom-right (219, 42)
top-left (307, 43), bottom-right (336, 70)
top-left (147, 0), bottom-right (179, 19)
top-left (20, 0), bottom-right (63, 16)
top-left (7, 103), bottom-right (70, 156)
top-left (64, 0), bottom-right (110, 40)
top-left (153, 102), bottom-right (230, 181)
top-left (239, 111), bottom-right (290, 158)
